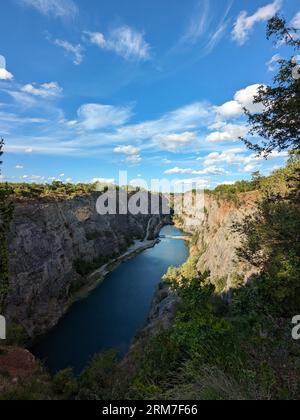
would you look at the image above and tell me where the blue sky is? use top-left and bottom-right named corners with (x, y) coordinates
top-left (0, 0), bottom-right (299, 190)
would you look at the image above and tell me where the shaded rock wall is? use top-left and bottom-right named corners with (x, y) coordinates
top-left (6, 192), bottom-right (169, 337)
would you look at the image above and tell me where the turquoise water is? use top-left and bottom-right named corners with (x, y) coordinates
top-left (32, 225), bottom-right (188, 375)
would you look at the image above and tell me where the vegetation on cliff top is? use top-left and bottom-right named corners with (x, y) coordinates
top-left (0, 181), bottom-right (100, 201)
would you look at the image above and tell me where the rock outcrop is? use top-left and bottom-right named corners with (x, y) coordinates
top-left (176, 191), bottom-right (259, 291)
top-left (6, 192), bottom-right (170, 337)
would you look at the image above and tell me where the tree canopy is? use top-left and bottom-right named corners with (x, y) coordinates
top-left (243, 16), bottom-right (300, 156)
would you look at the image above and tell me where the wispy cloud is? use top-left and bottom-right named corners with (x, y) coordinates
top-left (153, 132), bottom-right (198, 152)
top-left (125, 154), bottom-right (142, 165)
top-left (232, 0), bottom-right (282, 45)
top-left (205, 20), bottom-right (229, 54)
top-left (77, 104), bottom-right (133, 130)
top-left (54, 39), bottom-right (84, 65)
top-left (19, 0), bottom-right (78, 19)
top-left (21, 82), bottom-right (62, 98)
top-left (175, 0), bottom-right (232, 57)
top-left (114, 145), bottom-right (139, 155)
top-left (266, 54), bottom-right (282, 72)
top-left (291, 11), bottom-right (300, 29)
top-left (84, 25), bottom-right (151, 61)
top-left (180, 0), bottom-right (211, 45)
top-left (165, 166), bottom-right (226, 175)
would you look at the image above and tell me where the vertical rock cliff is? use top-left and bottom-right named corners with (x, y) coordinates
top-left (6, 192), bottom-right (169, 337)
top-left (176, 191), bottom-right (259, 291)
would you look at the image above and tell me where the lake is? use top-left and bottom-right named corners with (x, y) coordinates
top-left (32, 225), bottom-right (189, 375)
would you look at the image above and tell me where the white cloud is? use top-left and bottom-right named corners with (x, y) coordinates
top-left (113, 103), bottom-right (210, 151)
top-left (202, 149), bottom-right (289, 169)
top-left (5, 91), bottom-right (38, 108)
top-left (21, 82), bottom-right (62, 98)
top-left (106, 25), bottom-right (151, 61)
top-left (232, 0), bottom-right (282, 45)
top-left (84, 31), bottom-right (106, 47)
top-left (268, 150), bottom-right (289, 158)
top-left (154, 132), bottom-right (197, 152)
top-left (2, 99), bottom-right (211, 157)
top-left (91, 178), bottom-right (115, 185)
top-left (218, 181), bottom-right (235, 186)
top-left (266, 53), bottom-right (282, 72)
top-left (216, 84), bottom-right (265, 119)
top-left (54, 39), bottom-right (84, 65)
top-left (0, 68), bottom-right (13, 81)
top-left (243, 163), bottom-right (260, 173)
top-left (113, 145), bottom-right (142, 165)
top-left (165, 166), bottom-right (226, 175)
top-left (0, 55), bottom-right (13, 80)
top-left (114, 145), bottom-right (139, 155)
top-left (292, 11), bottom-right (300, 29)
top-left (125, 154), bottom-right (142, 164)
top-left (206, 123), bottom-right (248, 143)
top-left (203, 150), bottom-right (247, 166)
top-left (173, 178), bottom-right (211, 192)
top-left (234, 84), bottom-right (265, 113)
top-left (15, 165), bottom-right (24, 169)
top-left (84, 26), bottom-right (151, 61)
top-left (216, 100), bottom-right (243, 118)
top-left (77, 104), bottom-right (133, 130)
top-left (20, 0), bottom-right (77, 18)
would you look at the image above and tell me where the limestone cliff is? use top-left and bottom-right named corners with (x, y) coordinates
top-left (138, 191), bottom-right (260, 340)
top-left (6, 192), bottom-right (169, 337)
top-left (176, 191), bottom-right (259, 291)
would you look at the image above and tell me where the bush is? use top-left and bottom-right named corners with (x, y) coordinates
top-left (78, 351), bottom-right (118, 400)
top-left (53, 369), bottom-right (78, 400)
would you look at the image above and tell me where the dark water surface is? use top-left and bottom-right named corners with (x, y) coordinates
top-left (32, 225), bottom-right (188, 375)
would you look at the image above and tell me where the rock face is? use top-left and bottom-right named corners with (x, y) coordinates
top-left (146, 282), bottom-right (181, 334)
top-left (6, 192), bottom-right (170, 337)
top-left (177, 191), bottom-right (259, 291)
top-left (137, 191), bottom-right (260, 341)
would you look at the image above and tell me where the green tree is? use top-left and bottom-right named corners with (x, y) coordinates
top-left (243, 16), bottom-right (300, 156)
